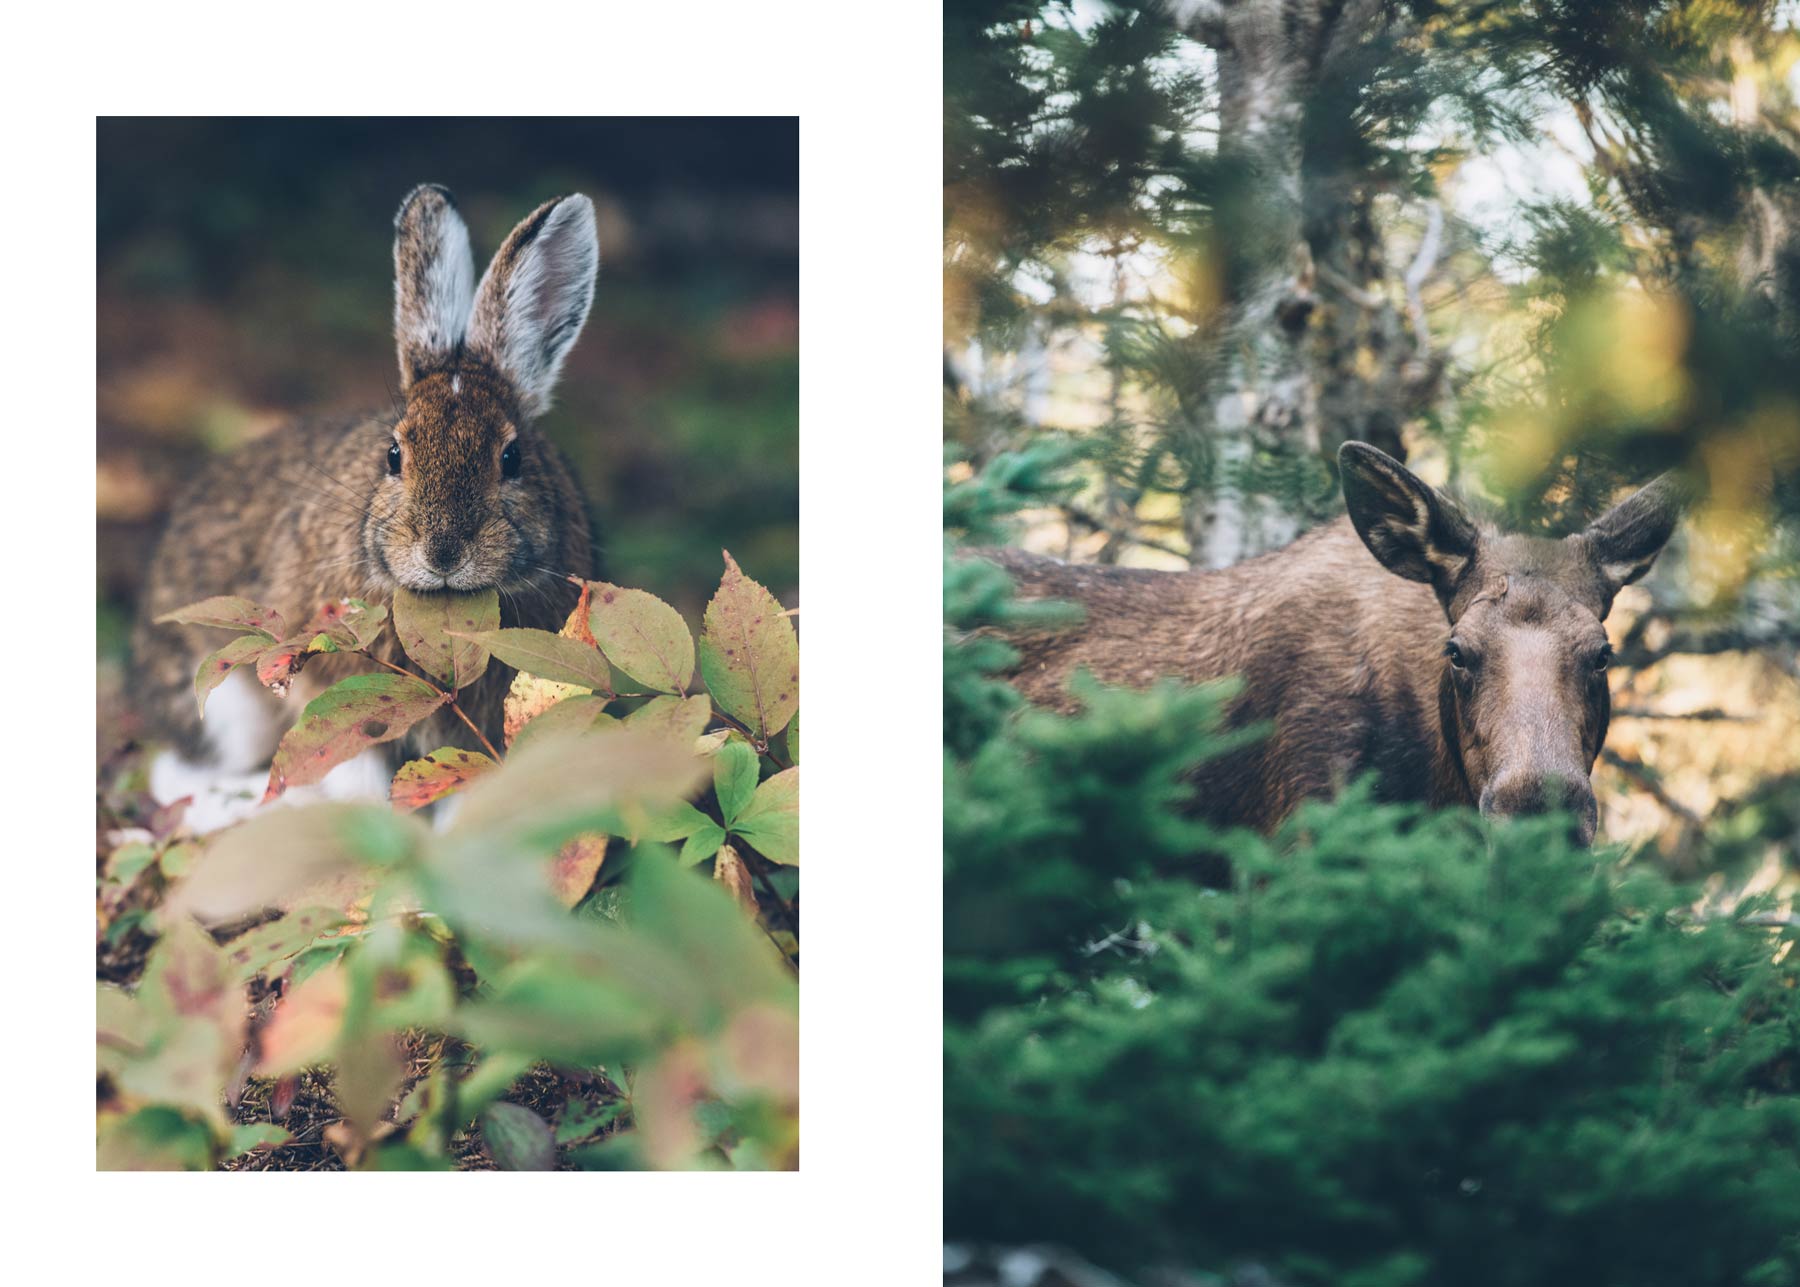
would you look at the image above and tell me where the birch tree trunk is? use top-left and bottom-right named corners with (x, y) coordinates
top-left (1171, 0), bottom-right (1445, 567)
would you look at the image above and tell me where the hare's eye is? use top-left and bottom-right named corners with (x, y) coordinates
top-left (386, 442), bottom-right (402, 476)
top-left (501, 441), bottom-right (522, 480)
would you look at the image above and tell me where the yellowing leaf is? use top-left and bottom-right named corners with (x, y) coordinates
top-left (392, 587), bottom-right (500, 689)
top-left (504, 671), bottom-right (589, 748)
top-left (587, 582), bottom-right (695, 693)
top-left (713, 842), bottom-right (757, 913)
top-left (265, 673), bottom-right (448, 801)
top-left (511, 695), bottom-right (617, 756)
top-left (697, 551), bottom-right (797, 745)
top-left (733, 767), bottom-right (798, 865)
top-left (389, 748), bottom-right (496, 812)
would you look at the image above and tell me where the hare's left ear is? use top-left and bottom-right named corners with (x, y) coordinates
top-left (393, 184), bottom-right (476, 390)
top-left (466, 194), bottom-right (599, 418)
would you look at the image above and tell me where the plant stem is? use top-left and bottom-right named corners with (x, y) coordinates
top-left (366, 653), bottom-right (504, 761)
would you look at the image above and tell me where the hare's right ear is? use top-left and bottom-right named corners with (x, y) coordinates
top-left (393, 184), bottom-right (476, 390)
top-left (466, 194), bottom-right (600, 418)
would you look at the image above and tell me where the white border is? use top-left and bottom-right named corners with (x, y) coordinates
top-left (10, 2), bottom-right (941, 1279)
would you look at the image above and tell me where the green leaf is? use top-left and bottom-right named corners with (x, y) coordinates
top-left (265, 673), bottom-right (448, 800)
top-left (679, 821), bottom-right (728, 867)
top-left (786, 710), bottom-right (799, 763)
top-left (622, 693), bottom-right (712, 745)
top-left (226, 1122), bottom-right (292, 1157)
top-left (220, 906), bottom-right (351, 983)
top-left (194, 634), bottom-right (267, 716)
top-left (556, 1099), bottom-right (625, 1144)
top-left (389, 748), bottom-right (496, 813)
top-left (733, 766), bottom-right (798, 865)
top-left (697, 551), bottom-right (798, 744)
top-left (392, 587), bottom-right (500, 689)
top-left (98, 1106), bottom-right (217, 1171)
top-left (635, 799), bottom-right (718, 844)
top-left (468, 627), bottom-right (611, 691)
top-left (154, 595), bottom-right (285, 640)
top-left (587, 582), bottom-right (695, 693)
top-left (713, 739), bottom-right (761, 826)
top-left (481, 1102), bottom-right (560, 1171)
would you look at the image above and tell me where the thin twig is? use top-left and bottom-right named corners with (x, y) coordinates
top-left (365, 653), bottom-right (504, 761)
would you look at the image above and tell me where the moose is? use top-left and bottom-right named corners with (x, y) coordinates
top-left (986, 442), bottom-right (1685, 846)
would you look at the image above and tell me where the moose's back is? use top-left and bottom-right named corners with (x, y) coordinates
top-left (978, 518), bottom-right (1462, 831)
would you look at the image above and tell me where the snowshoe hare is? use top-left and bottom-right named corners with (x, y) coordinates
top-left (134, 184), bottom-right (600, 830)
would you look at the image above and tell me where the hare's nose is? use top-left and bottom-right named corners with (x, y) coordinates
top-left (424, 535), bottom-right (464, 575)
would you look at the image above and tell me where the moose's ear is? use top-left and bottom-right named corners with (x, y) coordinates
top-left (1339, 441), bottom-right (1478, 601)
top-left (393, 184), bottom-right (476, 390)
top-left (465, 194), bottom-right (599, 418)
top-left (1580, 473), bottom-right (1686, 597)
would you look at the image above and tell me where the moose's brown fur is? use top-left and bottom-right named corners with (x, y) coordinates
top-left (984, 443), bottom-right (1685, 845)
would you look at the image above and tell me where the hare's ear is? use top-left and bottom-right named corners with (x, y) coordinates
top-left (466, 194), bottom-right (599, 418)
top-left (393, 184), bottom-right (476, 390)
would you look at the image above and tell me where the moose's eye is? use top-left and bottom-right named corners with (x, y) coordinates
top-left (386, 441), bottom-right (402, 476)
top-left (501, 440), bottom-right (522, 479)
top-left (1444, 640), bottom-right (1470, 672)
top-left (1592, 644), bottom-right (1612, 674)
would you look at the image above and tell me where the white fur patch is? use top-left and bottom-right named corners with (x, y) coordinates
top-left (199, 668), bottom-right (283, 772)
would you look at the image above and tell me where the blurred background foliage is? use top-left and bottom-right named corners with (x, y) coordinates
top-left (947, 1), bottom-right (1800, 1280)
top-left (98, 117), bottom-right (797, 754)
top-left (945, 0), bottom-right (1800, 879)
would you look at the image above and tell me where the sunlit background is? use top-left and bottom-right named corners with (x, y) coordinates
top-left (945, 1), bottom-right (1800, 890)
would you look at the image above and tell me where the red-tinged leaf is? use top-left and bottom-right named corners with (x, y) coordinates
top-left (733, 766), bottom-right (798, 866)
top-left (511, 695), bottom-right (618, 756)
top-left (697, 551), bottom-right (798, 745)
top-left (194, 634), bottom-right (267, 716)
top-left (622, 693), bottom-right (712, 745)
top-left (563, 580), bottom-right (598, 646)
top-left (549, 833), bottom-right (609, 907)
top-left (270, 1076), bottom-right (299, 1122)
top-left (316, 598), bottom-right (388, 649)
top-left (482, 1102), bottom-right (558, 1171)
top-left (257, 962), bottom-right (347, 1075)
top-left (712, 842), bottom-right (758, 913)
top-left (586, 582), bottom-right (695, 694)
top-left (468, 627), bottom-right (611, 691)
top-left (264, 673), bottom-right (448, 801)
top-left (392, 587), bottom-right (499, 689)
top-left (254, 639), bottom-right (313, 696)
top-left (155, 595), bottom-right (286, 640)
top-left (251, 599), bottom-right (390, 696)
top-left (389, 748), bottom-right (496, 812)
